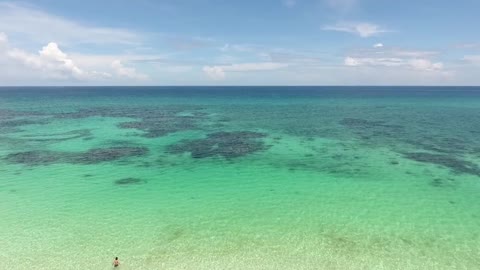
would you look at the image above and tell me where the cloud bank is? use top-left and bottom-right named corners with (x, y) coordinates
top-left (323, 22), bottom-right (388, 38)
top-left (0, 32), bottom-right (149, 83)
top-left (345, 57), bottom-right (443, 71)
top-left (112, 60), bottom-right (148, 80)
top-left (0, 2), bottom-right (140, 45)
top-left (203, 62), bottom-right (289, 80)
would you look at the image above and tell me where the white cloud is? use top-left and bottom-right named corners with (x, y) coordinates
top-left (203, 62), bottom-right (289, 80)
top-left (0, 2), bottom-right (154, 84)
top-left (463, 55), bottom-right (480, 65)
top-left (345, 56), bottom-right (443, 71)
top-left (2, 36), bottom-right (109, 80)
top-left (408, 59), bottom-right (443, 71)
top-left (39, 43), bottom-right (84, 78)
top-left (0, 33), bottom-right (153, 82)
top-left (0, 32), bottom-right (8, 44)
top-left (111, 60), bottom-right (148, 80)
top-left (344, 57), bottom-right (360, 66)
top-left (69, 54), bottom-right (166, 69)
top-left (219, 44), bottom-right (325, 67)
top-left (344, 57), bottom-right (403, 67)
top-left (348, 46), bottom-right (438, 59)
top-left (0, 2), bottom-right (140, 45)
top-left (219, 43), bottom-right (257, 53)
top-left (393, 50), bottom-right (437, 58)
top-left (283, 0), bottom-right (297, 8)
top-left (323, 22), bottom-right (388, 38)
top-left (203, 66), bottom-right (226, 80)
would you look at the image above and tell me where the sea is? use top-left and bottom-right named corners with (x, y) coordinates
top-left (0, 86), bottom-right (479, 270)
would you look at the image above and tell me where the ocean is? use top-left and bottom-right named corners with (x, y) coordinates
top-left (0, 86), bottom-right (479, 270)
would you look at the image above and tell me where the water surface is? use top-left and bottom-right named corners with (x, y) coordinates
top-left (0, 87), bottom-right (479, 270)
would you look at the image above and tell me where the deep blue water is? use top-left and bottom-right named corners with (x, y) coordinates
top-left (1, 86), bottom-right (480, 100)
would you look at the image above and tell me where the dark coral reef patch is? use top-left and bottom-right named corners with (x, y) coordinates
top-left (114, 178), bottom-right (146, 186)
top-left (4, 151), bottom-right (62, 166)
top-left (404, 152), bottom-right (480, 176)
top-left (339, 118), bottom-right (404, 139)
top-left (1, 106), bottom-right (209, 139)
top-left (167, 131), bottom-right (268, 159)
top-left (73, 147), bottom-right (149, 164)
top-left (54, 106), bottom-right (208, 138)
top-left (4, 146), bottom-right (149, 166)
top-left (0, 109), bottom-right (51, 134)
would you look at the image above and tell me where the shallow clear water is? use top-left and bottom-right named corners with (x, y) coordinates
top-left (0, 87), bottom-right (479, 270)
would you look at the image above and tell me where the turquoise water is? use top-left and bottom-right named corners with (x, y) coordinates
top-left (0, 87), bottom-right (479, 270)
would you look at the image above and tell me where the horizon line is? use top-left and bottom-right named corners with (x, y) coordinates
top-left (1, 85), bottom-right (480, 88)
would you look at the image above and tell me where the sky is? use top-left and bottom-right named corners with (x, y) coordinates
top-left (0, 0), bottom-right (479, 86)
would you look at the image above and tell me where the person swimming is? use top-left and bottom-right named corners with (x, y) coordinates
top-left (113, 257), bottom-right (120, 267)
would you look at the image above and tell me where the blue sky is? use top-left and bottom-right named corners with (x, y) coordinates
top-left (0, 0), bottom-right (479, 85)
